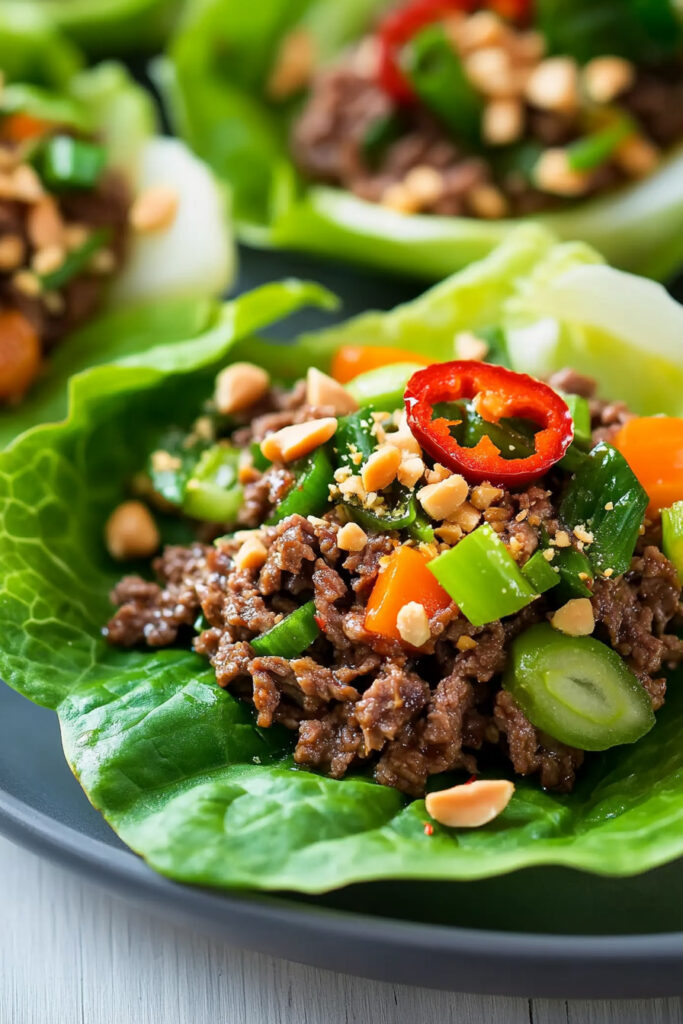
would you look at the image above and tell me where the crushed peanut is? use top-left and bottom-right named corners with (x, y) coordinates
top-left (11, 270), bottom-right (41, 297)
top-left (553, 530), bottom-right (571, 548)
top-left (267, 28), bottom-right (316, 100)
top-left (604, 501), bottom-right (614, 511)
top-left (456, 635), bottom-right (478, 652)
top-left (105, 501), bottom-right (160, 561)
top-left (261, 417), bottom-right (338, 464)
top-left (525, 57), bottom-right (579, 113)
top-left (616, 135), bottom-right (660, 178)
top-left (27, 197), bottom-right (64, 249)
top-left (465, 46), bottom-right (518, 98)
top-left (582, 56), bottom-right (635, 104)
top-left (467, 182), bottom-right (509, 219)
top-left (425, 779), bottom-right (515, 828)
top-left (573, 525), bottom-right (594, 545)
top-left (551, 598), bottom-right (595, 637)
top-left (0, 234), bottom-right (25, 271)
top-left (306, 367), bottom-right (358, 414)
top-left (425, 463), bottom-right (451, 485)
top-left (130, 184), bottom-right (179, 233)
top-left (215, 362), bottom-right (270, 415)
top-left (397, 455), bottom-right (425, 489)
top-left (435, 522), bottom-right (463, 545)
top-left (380, 182), bottom-right (422, 214)
top-left (403, 165), bottom-right (445, 206)
top-left (448, 500), bottom-right (481, 533)
top-left (31, 244), bottom-right (65, 276)
top-left (396, 601), bottom-right (431, 648)
top-left (534, 148), bottom-right (591, 196)
top-left (471, 483), bottom-right (503, 511)
top-left (482, 98), bottom-right (524, 146)
top-left (542, 548), bottom-right (555, 561)
top-left (455, 331), bottom-right (489, 361)
top-left (234, 536), bottom-right (268, 571)
top-left (151, 449), bottom-right (182, 473)
top-left (361, 445), bottom-right (402, 492)
top-left (418, 474), bottom-right (468, 521)
top-left (337, 522), bottom-right (368, 552)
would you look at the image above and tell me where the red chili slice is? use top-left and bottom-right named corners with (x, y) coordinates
top-left (404, 360), bottom-right (574, 488)
top-left (376, 0), bottom-right (532, 103)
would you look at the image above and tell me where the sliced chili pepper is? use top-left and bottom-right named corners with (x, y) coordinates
top-left (404, 361), bottom-right (573, 487)
top-left (377, 0), bottom-right (475, 103)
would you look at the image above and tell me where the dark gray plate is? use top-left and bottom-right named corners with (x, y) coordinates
top-left (2, 248), bottom-right (683, 1000)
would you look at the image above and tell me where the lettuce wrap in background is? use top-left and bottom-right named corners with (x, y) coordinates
top-left (161, 0), bottom-right (683, 282)
top-left (0, 14), bottom-right (235, 445)
top-left (5, 230), bottom-right (683, 893)
top-left (2, 0), bottom-right (181, 56)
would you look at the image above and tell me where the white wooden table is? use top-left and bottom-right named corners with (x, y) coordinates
top-left (0, 833), bottom-right (680, 1024)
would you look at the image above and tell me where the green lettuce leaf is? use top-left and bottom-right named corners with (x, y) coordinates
top-left (5, 255), bottom-right (683, 893)
top-left (2, 1), bottom-right (182, 56)
top-left (163, 0), bottom-right (683, 281)
top-left (0, 8), bottom-right (83, 87)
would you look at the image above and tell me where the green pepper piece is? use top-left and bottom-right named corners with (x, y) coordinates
top-left (267, 447), bottom-right (334, 524)
top-left (346, 363), bottom-right (424, 412)
top-left (362, 111), bottom-right (405, 168)
top-left (401, 25), bottom-right (483, 145)
top-left (463, 407), bottom-right (535, 460)
top-left (560, 393), bottom-right (592, 449)
top-left (504, 623), bottom-right (655, 750)
top-left (560, 442), bottom-right (648, 577)
top-left (552, 545), bottom-right (594, 600)
top-left (37, 134), bottom-right (106, 190)
top-left (566, 117), bottom-right (634, 173)
top-left (343, 490), bottom-right (417, 533)
top-left (408, 507), bottom-right (436, 544)
top-left (521, 549), bottom-right (560, 594)
top-left (250, 440), bottom-right (271, 473)
top-left (250, 601), bottom-right (320, 659)
top-left (194, 612), bottom-right (209, 633)
top-left (335, 408), bottom-right (376, 468)
top-left (146, 426), bottom-right (208, 507)
top-left (428, 522), bottom-right (538, 626)
top-left (662, 501), bottom-right (683, 580)
top-left (1, 83), bottom-right (92, 134)
top-left (183, 445), bottom-right (242, 524)
top-left (39, 226), bottom-right (110, 291)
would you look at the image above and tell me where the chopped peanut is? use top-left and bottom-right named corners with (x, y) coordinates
top-left (105, 501), bottom-right (160, 561)
top-left (43, 291), bottom-right (65, 316)
top-left (525, 57), bottom-right (579, 113)
top-left (425, 463), bottom-right (451, 485)
top-left (456, 635), bottom-right (477, 652)
top-left (383, 413), bottom-right (421, 456)
top-left (90, 248), bottom-right (116, 275)
top-left (426, 779), bottom-right (515, 828)
top-left (512, 30), bottom-right (545, 63)
top-left (616, 135), bottom-right (660, 178)
top-left (337, 521), bottom-right (368, 552)
top-left (551, 598), bottom-right (595, 637)
top-left (11, 270), bottom-right (41, 297)
top-left (396, 601), bottom-right (431, 648)
top-left (397, 455), bottom-right (425, 489)
top-left (361, 445), bottom-right (402, 493)
top-left (0, 234), bottom-right (24, 271)
top-left (63, 223), bottom-right (90, 250)
top-left (215, 362), bottom-right (270, 415)
top-left (458, 10), bottom-right (505, 51)
top-left (573, 525), bottom-right (594, 545)
top-left (534, 148), bottom-right (591, 196)
top-left (582, 56), bottom-right (635, 104)
top-left (465, 47), bottom-right (518, 98)
top-left (449, 501), bottom-right (482, 533)
top-left (338, 474), bottom-right (366, 500)
top-left (418, 474), bottom-right (468, 521)
top-left (234, 536), bottom-right (268, 571)
top-left (31, 244), bottom-right (65, 276)
top-left (151, 449), bottom-right (182, 472)
top-left (0, 164), bottom-right (44, 203)
top-left (266, 29), bottom-right (316, 100)
top-left (261, 417), bottom-right (338, 463)
top-left (553, 530), bottom-right (571, 548)
top-left (381, 182), bottom-right (422, 214)
top-left (435, 522), bottom-right (463, 545)
top-left (306, 367), bottom-right (358, 414)
top-left (130, 185), bottom-right (179, 233)
top-left (482, 98), bottom-right (524, 146)
top-left (27, 197), bottom-right (64, 249)
top-left (467, 183), bottom-right (509, 219)
top-left (471, 483), bottom-right (503, 511)
top-left (455, 331), bottom-right (489, 361)
top-left (403, 165), bottom-right (445, 206)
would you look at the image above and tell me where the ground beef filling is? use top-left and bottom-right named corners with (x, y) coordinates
top-left (292, 48), bottom-right (683, 218)
top-left (105, 372), bottom-right (683, 795)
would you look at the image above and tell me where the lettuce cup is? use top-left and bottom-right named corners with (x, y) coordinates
top-left (0, 13), bottom-right (234, 427)
top-left (4, 230), bottom-right (683, 893)
top-left (163, 0), bottom-right (683, 280)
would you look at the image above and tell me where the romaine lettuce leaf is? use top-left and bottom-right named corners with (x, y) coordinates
top-left (5, 255), bottom-right (683, 892)
top-left (2, 0), bottom-right (182, 56)
top-left (163, 0), bottom-right (683, 281)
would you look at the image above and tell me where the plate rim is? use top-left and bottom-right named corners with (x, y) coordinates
top-left (2, 784), bottom-right (683, 999)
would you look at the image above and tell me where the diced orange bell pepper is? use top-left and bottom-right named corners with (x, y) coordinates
top-left (331, 345), bottom-right (430, 384)
top-left (613, 417), bottom-right (683, 515)
top-left (365, 544), bottom-right (452, 642)
top-left (1, 113), bottom-right (51, 143)
top-left (0, 310), bottom-right (42, 402)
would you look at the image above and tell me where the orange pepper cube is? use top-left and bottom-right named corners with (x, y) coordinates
top-left (613, 417), bottom-right (683, 515)
top-left (365, 545), bottom-right (452, 642)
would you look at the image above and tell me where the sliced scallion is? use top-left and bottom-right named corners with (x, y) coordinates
top-left (250, 601), bottom-right (320, 659)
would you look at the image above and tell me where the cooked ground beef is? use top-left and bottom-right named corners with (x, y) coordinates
top-left (105, 366), bottom-right (683, 795)
top-left (292, 30), bottom-right (683, 219)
